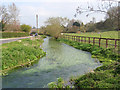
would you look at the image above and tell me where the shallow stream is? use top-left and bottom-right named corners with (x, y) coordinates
top-left (2, 37), bottom-right (101, 88)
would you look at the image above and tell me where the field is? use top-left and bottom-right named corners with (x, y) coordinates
top-left (64, 31), bottom-right (119, 39)
top-left (63, 31), bottom-right (120, 53)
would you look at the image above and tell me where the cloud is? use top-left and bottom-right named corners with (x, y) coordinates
top-left (3, 0), bottom-right (98, 3)
top-left (18, 5), bottom-right (60, 27)
top-left (19, 5), bottom-right (58, 17)
top-left (3, 0), bottom-right (111, 27)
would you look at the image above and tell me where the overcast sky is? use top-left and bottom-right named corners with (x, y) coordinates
top-left (1, 0), bottom-right (118, 28)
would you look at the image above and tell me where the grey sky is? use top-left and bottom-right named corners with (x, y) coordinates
top-left (1, 0), bottom-right (118, 28)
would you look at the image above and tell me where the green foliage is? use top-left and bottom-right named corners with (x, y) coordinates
top-left (48, 77), bottom-right (64, 88)
top-left (45, 24), bottom-right (63, 39)
top-left (74, 62), bottom-right (120, 88)
top-left (44, 17), bottom-right (69, 39)
top-left (2, 38), bottom-right (46, 75)
top-left (20, 24), bottom-right (31, 32)
top-left (48, 77), bottom-right (73, 88)
top-left (73, 22), bottom-right (80, 27)
top-left (52, 38), bottom-right (120, 88)
top-left (2, 32), bottom-right (29, 38)
top-left (40, 35), bottom-right (47, 38)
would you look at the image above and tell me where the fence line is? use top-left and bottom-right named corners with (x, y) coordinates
top-left (62, 35), bottom-right (120, 49)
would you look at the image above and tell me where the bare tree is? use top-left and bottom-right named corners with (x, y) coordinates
top-left (74, 0), bottom-right (118, 17)
top-left (0, 5), bottom-right (11, 31)
top-left (8, 3), bottom-right (19, 22)
top-left (74, 0), bottom-right (119, 31)
top-left (0, 3), bottom-right (20, 31)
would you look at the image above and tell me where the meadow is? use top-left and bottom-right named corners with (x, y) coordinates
top-left (64, 31), bottom-right (119, 39)
top-left (63, 31), bottom-right (119, 53)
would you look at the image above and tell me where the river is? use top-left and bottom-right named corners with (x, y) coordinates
top-left (2, 37), bottom-right (101, 88)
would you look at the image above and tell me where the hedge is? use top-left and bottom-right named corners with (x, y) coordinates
top-left (1, 32), bottom-right (29, 38)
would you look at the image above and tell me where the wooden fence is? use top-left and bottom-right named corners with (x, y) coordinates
top-left (62, 35), bottom-right (120, 49)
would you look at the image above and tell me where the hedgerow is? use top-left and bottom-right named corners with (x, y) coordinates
top-left (2, 32), bottom-right (29, 38)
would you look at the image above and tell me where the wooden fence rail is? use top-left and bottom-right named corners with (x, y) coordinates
top-left (62, 35), bottom-right (120, 49)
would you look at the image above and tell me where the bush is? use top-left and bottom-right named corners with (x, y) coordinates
top-left (2, 32), bottom-right (29, 38)
top-left (20, 24), bottom-right (31, 32)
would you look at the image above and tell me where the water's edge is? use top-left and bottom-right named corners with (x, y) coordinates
top-left (2, 37), bottom-right (101, 88)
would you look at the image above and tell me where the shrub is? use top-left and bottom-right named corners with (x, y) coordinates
top-left (2, 32), bottom-right (29, 38)
top-left (20, 24), bottom-right (31, 32)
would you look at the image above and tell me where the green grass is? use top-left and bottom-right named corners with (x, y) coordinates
top-left (64, 31), bottom-right (119, 39)
top-left (48, 39), bottom-right (120, 88)
top-left (63, 31), bottom-right (120, 54)
top-left (1, 36), bottom-right (46, 76)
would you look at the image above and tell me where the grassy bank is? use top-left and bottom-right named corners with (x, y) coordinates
top-left (1, 36), bottom-right (46, 76)
top-left (48, 38), bottom-right (120, 88)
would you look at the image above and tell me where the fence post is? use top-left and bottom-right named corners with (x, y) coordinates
top-left (79, 36), bottom-right (80, 42)
top-left (89, 37), bottom-right (90, 44)
top-left (79, 36), bottom-right (81, 42)
top-left (81, 37), bottom-right (83, 42)
top-left (76, 36), bottom-right (78, 42)
top-left (85, 37), bottom-right (86, 43)
top-left (93, 37), bottom-right (95, 45)
top-left (99, 38), bottom-right (101, 47)
top-left (115, 39), bottom-right (117, 48)
top-left (106, 39), bottom-right (108, 48)
top-left (76, 36), bottom-right (77, 41)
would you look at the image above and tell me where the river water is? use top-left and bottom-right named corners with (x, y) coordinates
top-left (2, 37), bottom-right (101, 88)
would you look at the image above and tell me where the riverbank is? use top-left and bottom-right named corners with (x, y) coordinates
top-left (48, 38), bottom-right (120, 88)
top-left (1, 36), bottom-right (46, 76)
